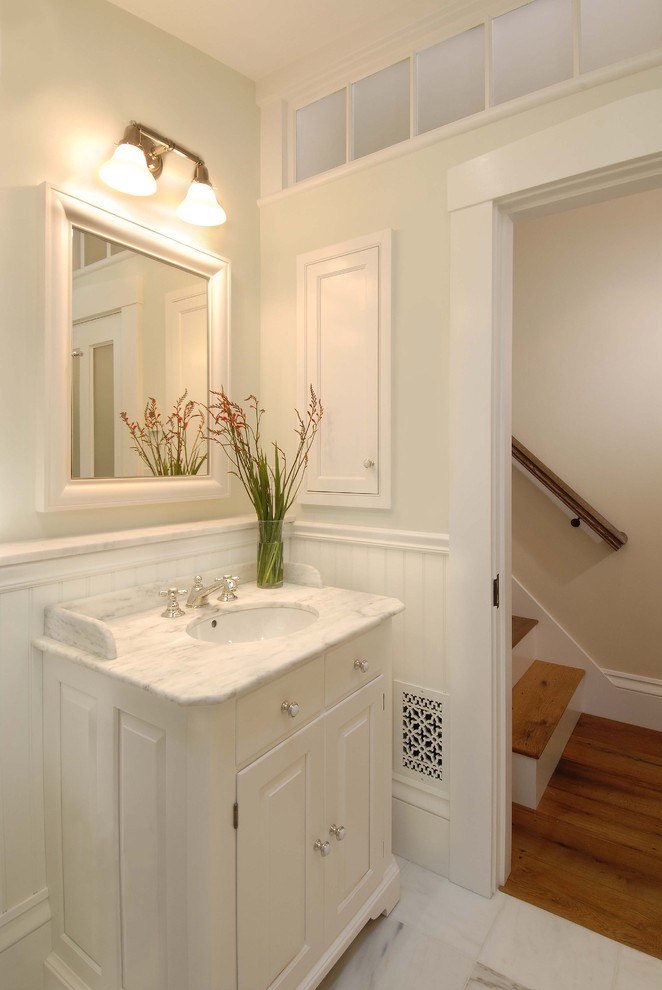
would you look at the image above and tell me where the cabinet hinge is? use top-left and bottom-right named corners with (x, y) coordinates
top-left (493, 574), bottom-right (500, 608)
top-left (382, 692), bottom-right (386, 711)
top-left (233, 802), bottom-right (239, 829)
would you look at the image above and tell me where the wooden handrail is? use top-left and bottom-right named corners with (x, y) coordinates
top-left (512, 437), bottom-right (627, 551)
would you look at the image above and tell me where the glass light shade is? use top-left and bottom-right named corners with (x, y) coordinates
top-left (99, 142), bottom-right (157, 196)
top-left (176, 180), bottom-right (227, 226)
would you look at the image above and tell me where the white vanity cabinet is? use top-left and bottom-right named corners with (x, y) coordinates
top-left (40, 604), bottom-right (399, 990)
top-left (236, 628), bottom-right (388, 990)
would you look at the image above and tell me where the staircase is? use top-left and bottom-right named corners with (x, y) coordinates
top-left (511, 616), bottom-right (585, 808)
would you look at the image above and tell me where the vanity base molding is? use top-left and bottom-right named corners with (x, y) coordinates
top-left (41, 868), bottom-right (400, 990)
top-left (297, 862), bottom-right (400, 990)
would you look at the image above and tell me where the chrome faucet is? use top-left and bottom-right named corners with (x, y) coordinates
top-left (186, 574), bottom-right (239, 608)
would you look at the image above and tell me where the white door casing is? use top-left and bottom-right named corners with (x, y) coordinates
top-left (72, 275), bottom-right (142, 479)
top-left (447, 87), bottom-right (662, 896)
top-left (72, 312), bottom-right (127, 478)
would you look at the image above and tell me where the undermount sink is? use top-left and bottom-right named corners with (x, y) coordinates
top-left (187, 603), bottom-right (319, 644)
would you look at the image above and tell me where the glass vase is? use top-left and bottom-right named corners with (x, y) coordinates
top-left (257, 519), bottom-right (284, 588)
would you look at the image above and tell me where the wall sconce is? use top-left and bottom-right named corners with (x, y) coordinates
top-left (99, 121), bottom-right (227, 227)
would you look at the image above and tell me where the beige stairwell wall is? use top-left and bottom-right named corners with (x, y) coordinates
top-left (512, 185), bottom-right (662, 686)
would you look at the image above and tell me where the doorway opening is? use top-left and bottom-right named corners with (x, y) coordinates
top-left (447, 87), bottom-right (662, 898)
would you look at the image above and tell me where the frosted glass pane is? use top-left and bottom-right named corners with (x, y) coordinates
top-left (581, 0), bottom-right (662, 73)
top-left (352, 59), bottom-right (410, 160)
top-left (492, 0), bottom-right (573, 106)
top-left (296, 90), bottom-right (346, 182)
top-left (417, 26), bottom-right (485, 134)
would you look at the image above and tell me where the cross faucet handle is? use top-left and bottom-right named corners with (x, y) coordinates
top-left (159, 587), bottom-right (188, 618)
top-left (218, 575), bottom-right (239, 602)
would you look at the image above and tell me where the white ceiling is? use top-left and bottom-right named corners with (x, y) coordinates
top-left (106, 0), bottom-right (455, 83)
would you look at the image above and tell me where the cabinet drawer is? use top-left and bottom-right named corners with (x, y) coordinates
top-left (324, 626), bottom-right (385, 706)
top-left (236, 656), bottom-right (324, 765)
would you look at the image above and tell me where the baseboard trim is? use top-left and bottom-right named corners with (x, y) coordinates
top-left (393, 799), bottom-right (449, 876)
top-left (0, 888), bottom-right (50, 953)
top-left (603, 668), bottom-right (662, 698)
top-left (392, 774), bottom-right (450, 820)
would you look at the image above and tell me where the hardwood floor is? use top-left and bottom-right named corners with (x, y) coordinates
top-left (502, 713), bottom-right (662, 960)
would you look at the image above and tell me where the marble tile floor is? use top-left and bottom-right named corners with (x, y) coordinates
top-left (318, 858), bottom-right (662, 990)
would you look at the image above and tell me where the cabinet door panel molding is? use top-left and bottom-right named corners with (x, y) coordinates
top-left (298, 230), bottom-right (391, 508)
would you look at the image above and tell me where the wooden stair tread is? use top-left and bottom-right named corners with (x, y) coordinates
top-left (512, 659), bottom-right (584, 759)
top-left (512, 615), bottom-right (538, 648)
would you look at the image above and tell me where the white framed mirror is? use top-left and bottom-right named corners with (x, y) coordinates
top-left (38, 184), bottom-right (230, 510)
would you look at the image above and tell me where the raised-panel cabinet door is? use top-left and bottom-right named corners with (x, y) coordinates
top-left (236, 718), bottom-right (325, 990)
top-left (323, 677), bottom-right (385, 943)
top-left (297, 230), bottom-right (391, 508)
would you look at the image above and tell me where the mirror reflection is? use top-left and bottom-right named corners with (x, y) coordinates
top-left (70, 228), bottom-right (209, 479)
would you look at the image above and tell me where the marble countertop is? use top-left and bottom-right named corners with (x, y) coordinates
top-left (35, 565), bottom-right (404, 706)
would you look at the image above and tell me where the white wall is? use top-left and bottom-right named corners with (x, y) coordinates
top-left (0, 0), bottom-right (261, 542)
top-left (512, 186), bottom-right (662, 682)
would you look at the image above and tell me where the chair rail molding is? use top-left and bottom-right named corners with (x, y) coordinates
top-left (292, 520), bottom-right (449, 553)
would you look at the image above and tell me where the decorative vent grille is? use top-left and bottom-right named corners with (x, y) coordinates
top-left (401, 689), bottom-right (444, 781)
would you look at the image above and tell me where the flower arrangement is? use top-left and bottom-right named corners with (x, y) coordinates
top-left (120, 391), bottom-right (207, 476)
top-left (204, 387), bottom-right (323, 586)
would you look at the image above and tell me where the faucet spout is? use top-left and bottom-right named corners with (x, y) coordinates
top-left (186, 575), bottom-right (239, 608)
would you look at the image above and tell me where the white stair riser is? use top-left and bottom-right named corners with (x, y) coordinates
top-left (512, 681), bottom-right (584, 809)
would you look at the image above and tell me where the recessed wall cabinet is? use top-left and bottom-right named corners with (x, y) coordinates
top-left (298, 230), bottom-right (391, 508)
top-left (41, 618), bottom-right (398, 990)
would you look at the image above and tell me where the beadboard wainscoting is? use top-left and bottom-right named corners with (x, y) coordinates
top-left (292, 521), bottom-right (450, 875)
top-left (0, 517), bottom-right (262, 986)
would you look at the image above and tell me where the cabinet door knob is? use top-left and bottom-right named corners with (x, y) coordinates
top-left (329, 824), bottom-right (346, 841)
top-left (353, 658), bottom-right (369, 673)
top-left (281, 700), bottom-right (300, 718)
top-left (363, 458), bottom-right (375, 468)
top-left (314, 839), bottom-right (331, 856)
